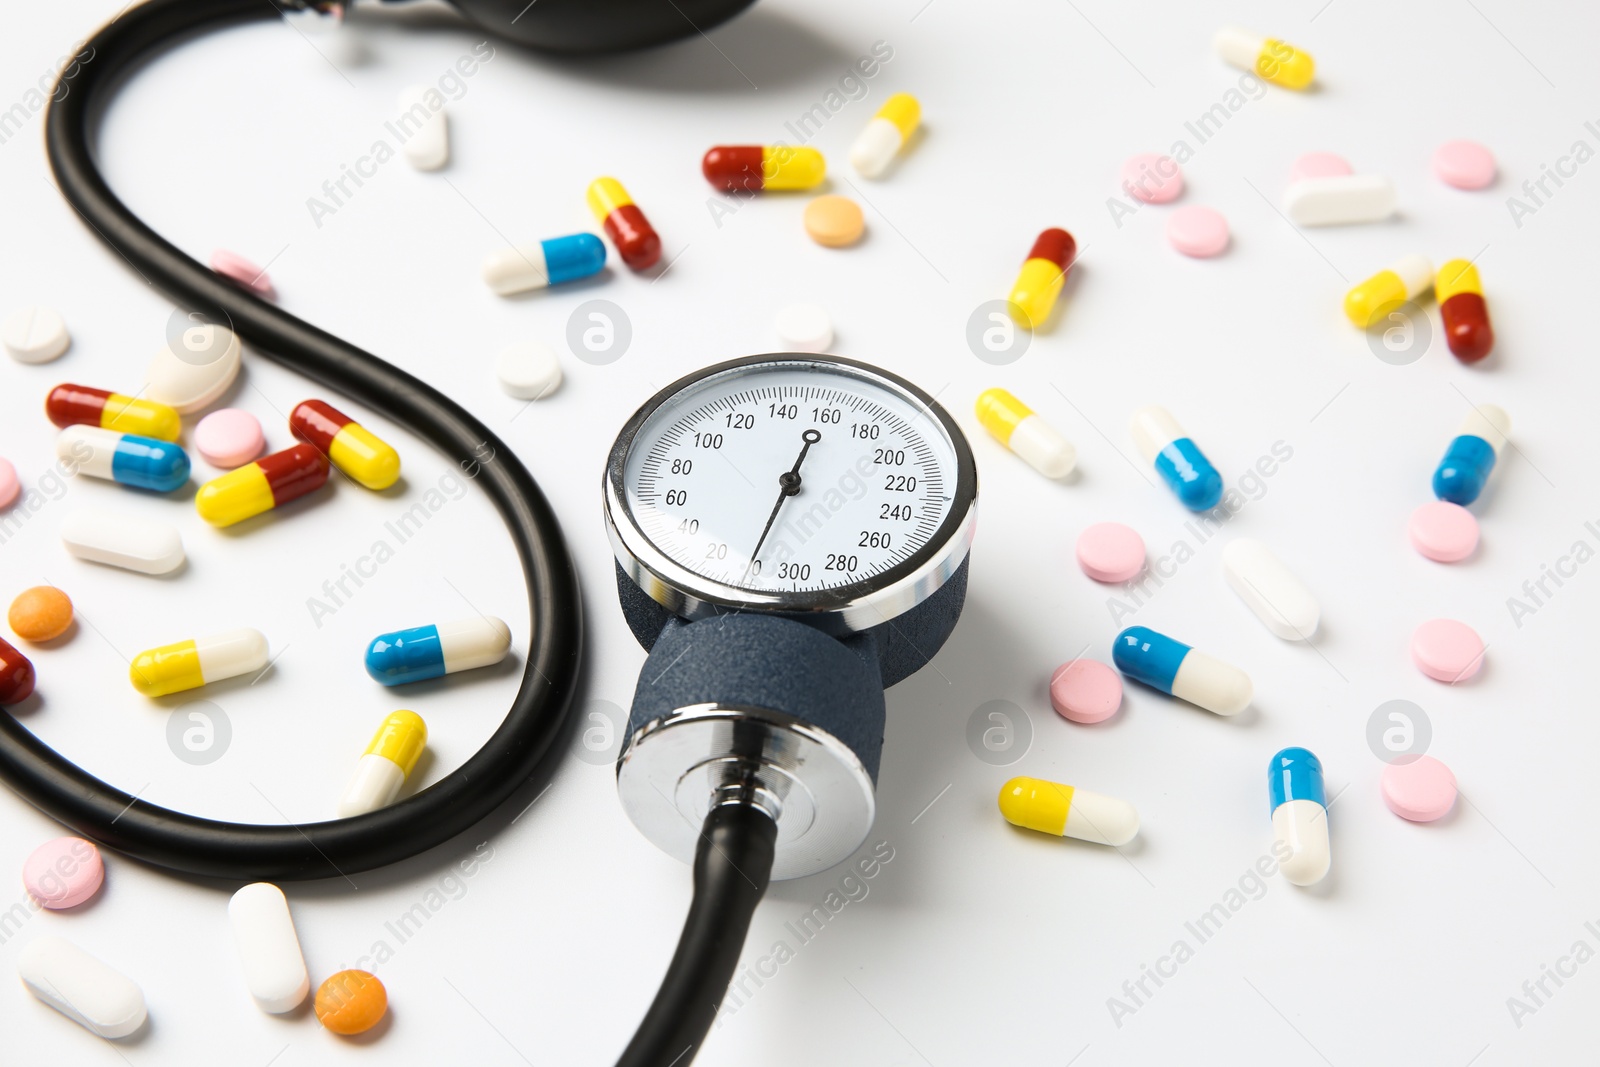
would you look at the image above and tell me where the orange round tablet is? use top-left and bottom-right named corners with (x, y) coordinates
top-left (315, 969), bottom-right (388, 1035)
top-left (8, 587), bottom-right (72, 643)
top-left (803, 195), bottom-right (865, 247)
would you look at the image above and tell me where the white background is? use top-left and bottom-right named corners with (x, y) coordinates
top-left (2, 0), bottom-right (1598, 1064)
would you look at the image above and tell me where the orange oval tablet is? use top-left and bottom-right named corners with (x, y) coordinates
top-left (315, 969), bottom-right (387, 1035)
top-left (803, 195), bottom-right (865, 248)
top-left (8, 587), bottom-right (73, 643)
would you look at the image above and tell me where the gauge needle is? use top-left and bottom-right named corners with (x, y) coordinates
top-left (746, 429), bottom-right (821, 575)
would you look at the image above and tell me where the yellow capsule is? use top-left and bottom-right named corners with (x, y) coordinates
top-left (1007, 228), bottom-right (1075, 329)
top-left (129, 628), bottom-right (269, 697)
top-left (195, 444), bottom-right (331, 527)
top-left (585, 176), bottom-right (634, 222)
top-left (366, 710), bottom-right (427, 774)
top-left (876, 93), bottom-right (921, 139)
top-left (47, 385), bottom-right (181, 442)
top-left (975, 388), bottom-right (1031, 444)
top-left (1436, 259), bottom-right (1483, 303)
top-left (850, 94), bottom-right (921, 178)
top-left (1215, 29), bottom-right (1314, 90)
top-left (998, 776), bottom-right (1139, 846)
top-left (291, 401), bottom-right (400, 491)
top-left (761, 146), bottom-right (826, 190)
top-left (975, 389), bottom-right (1076, 479)
top-left (339, 711), bottom-right (428, 816)
top-left (1344, 254), bottom-right (1434, 328)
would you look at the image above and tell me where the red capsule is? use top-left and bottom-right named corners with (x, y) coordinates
top-left (701, 145), bottom-right (825, 193)
top-left (45, 384), bottom-right (181, 441)
top-left (587, 179), bottom-right (661, 271)
top-left (1436, 259), bottom-right (1494, 364)
top-left (259, 443), bottom-right (332, 505)
top-left (1027, 228), bottom-right (1076, 271)
top-left (0, 636), bottom-right (36, 705)
top-left (195, 443), bottom-right (331, 527)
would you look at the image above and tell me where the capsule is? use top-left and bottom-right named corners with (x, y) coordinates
top-left (1008, 228), bottom-right (1075, 328)
top-left (46, 384), bottom-right (180, 442)
top-left (1113, 625), bottom-right (1252, 716)
top-left (1269, 747), bottom-right (1330, 886)
top-left (975, 388), bottom-right (1075, 479)
top-left (364, 617), bottom-right (512, 686)
top-left (0, 635), bottom-right (36, 705)
top-left (195, 443), bottom-right (330, 527)
top-left (1433, 404), bottom-right (1510, 506)
top-left (1130, 405), bottom-right (1223, 511)
top-left (289, 400), bottom-right (400, 491)
top-left (1344, 254), bottom-right (1433, 329)
top-left (1213, 28), bottom-right (1315, 89)
top-left (338, 711), bottom-right (427, 817)
top-left (481, 233), bottom-right (606, 296)
top-left (701, 145), bottom-right (826, 192)
top-left (1437, 259), bottom-right (1494, 364)
top-left (129, 627), bottom-right (269, 697)
top-left (850, 93), bottom-right (920, 178)
top-left (587, 177), bottom-right (661, 271)
top-left (998, 776), bottom-right (1139, 846)
top-left (57, 426), bottom-right (190, 494)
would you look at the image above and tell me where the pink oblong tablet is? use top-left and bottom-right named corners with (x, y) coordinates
top-left (1382, 756), bottom-right (1457, 822)
top-left (194, 408), bottom-right (265, 468)
top-left (1289, 151), bottom-right (1352, 184)
top-left (1050, 659), bottom-right (1123, 724)
top-left (1076, 522), bottom-right (1145, 583)
top-left (23, 837), bottom-right (104, 909)
top-left (1409, 501), bottom-right (1478, 562)
top-left (1120, 153), bottom-right (1183, 203)
top-left (0, 457), bottom-right (18, 509)
top-left (1411, 619), bottom-right (1485, 682)
top-left (1432, 140), bottom-right (1496, 190)
top-left (1166, 206), bottom-right (1229, 258)
top-left (210, 249), bottom-right (275, 297)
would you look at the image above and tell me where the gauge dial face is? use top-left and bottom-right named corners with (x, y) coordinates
top-left (619, 360), bottom-right (963, 598)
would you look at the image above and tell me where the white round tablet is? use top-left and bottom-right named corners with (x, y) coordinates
top-left (4, 306), bottom-right (71, 364)
top-left (496, 340), bottom-right (562, 400)
top-left (775, 303), bottom-right (833, 353)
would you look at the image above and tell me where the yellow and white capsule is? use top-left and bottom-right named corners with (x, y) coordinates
top-left (975, 388), bottom-right (1076, 479)
top-left (129, 628), bottom-right (269, 697)
top-left (999, 776), bottom-right (1139, 846)
top-left (1214, 28), bottom-right (1315, 89)
top-left (850, 93), bottom-right (920, 178)
top-left (1344, 254), bottom-right (1434, 328)
top-left (338, 711), bottom-right (427, 817)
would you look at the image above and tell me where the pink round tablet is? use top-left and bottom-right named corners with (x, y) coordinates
top-left (0, 457), bottom-right (18, 509)
top-left (1076, 522), bottom-right (1145, 583)
top-left (1411, 619), bottom-right (1485, 683)
top-left (1166, 206), bottom-right (1229, 258)
top-left (1288, 151), bottom-right (1352, 184)
top-left (194, 408), bottom-right (264, 468)
top-left (1432, 140), bottom-right (1496, 190)
top-left (1381, 755), bottom-right (1457, 822)
top-left (210, 249), bottom-right (275, 297)
top-left (1408, 501), bottom-right (1479, 562)
top-left (1050, 659), bottom-right (1123, 724)
top-left (23, 837), bottom-right (104, 909)
top-left (1120, 153), bottom-right (1184, 203)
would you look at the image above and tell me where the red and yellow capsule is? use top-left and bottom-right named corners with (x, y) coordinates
top-left (0, 636), bottom-right (35, 705)
top-left (1009, 228), bottom-right (1076, 328)
top-left (701, 145), bottom-right (825, 193)
top-left (195, 443), bottom-right (330, 527)
top-left (587, 177), bottom-right (661, 271)
top-left (1437, 259), bottom-right (1494, 364)
top-left (46, 384), bottom-right (181, 442)
top-left (289, 400), bottom-right (400, 491)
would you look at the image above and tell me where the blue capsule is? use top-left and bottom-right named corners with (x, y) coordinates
top-left (1131, 406), bottom-right (1222, 511)
top-left (1268, 746), bottom-right (1330, 886)
top-left (1434, 405), bottom-right (1509, 506)
top-left (365, 617), bottom-right (513, 686)
top-left (543, 233), bottom-right (607, 284)
top-left (1268, 746), bottom-right (1327, 813)
top-left (482, 233), bottom-right (607, 295)
top-left (57, 425), bottom-right (190, 493)
top-left (1112, 625), bottom-right (1253, 716)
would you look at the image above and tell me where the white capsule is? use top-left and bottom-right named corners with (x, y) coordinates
top-left (1388, 254), bottom-right (1436, 300)
top-left (850, 119), bottom-right (902, 177)
top-left (18, 936), bottom-right (147, 1039)
top-left (1273, 798), bottom-right (1331, 886)
top-left (60, 509), bottom-right (186, 575)
top-left (1013, 415), bottom-right (1077, 478)
top-left (396, 85), bottom-right (449, 171)
top-left (339, 754), bottom-right (405, 817)
top-left (1129, 405), bottom-right (1187, 463)
top-left (440, 616), bottom-right (512, 672)
top-left (1283, 174), bottom-right (1397, 227)
top-left (1222, 539), bottom-right (1320, 640)
top-left (228, 883), bottom-right (310, 1014)
top-left (3, 305), bottom-right (70, 364)
top-left (1171, 649), bottom-right (1253, 716)
top-left (1063, 788), bottom-right (1140, 846)
top-left (1458, 403), bottom-right (1510, 455)
top-left (482, 244), bottom-right (551, 296)
top-left (145, 325), bottom-right (242, 414)
top-left (198, 628), bottom-right (271, 682)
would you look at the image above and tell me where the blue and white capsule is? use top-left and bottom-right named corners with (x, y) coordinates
top-left (481, 233), bottom-right (607, 295)
top-left (1131, 406), bottom-right (1223, 511)
top-left (1433, 404), bottom-right (1510, 506)
top-left (1269, 747), bottom-right (1330, 886)
top-left (1112, 625), bottom-right (1252, 716)
top-left (364, 617), bottom-right (512, 686)
top-left (57, 425), bottom-right (190, 493)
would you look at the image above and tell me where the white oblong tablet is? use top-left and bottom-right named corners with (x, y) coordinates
top-left (145, 325), bottom-right (242, 414)
top-left (229, 883), bottom-right (310, 1014)
top-left (438, 615), bottom-right (512, 673)
top-left (496, 341), bottom-right (562, 400)
top-left (775, 303), bottom-right (833, 352)
top-left (397, 85), bottom-right (449, 171)
top-left (1062, 788), bottom-right (1139, 846)
top-left (1222, 538), bottom-right (1320, 640)
top-left (18, 936), bottom-right (147, 1039)
top-left (1283, 174), bottom-right (1397, 226)
top-left (1171, 649), bottom-right (1252, 716)
top-left (4, 306), bottom-right (71, 364)
top-left (61, 509), bottom-right (185, 575)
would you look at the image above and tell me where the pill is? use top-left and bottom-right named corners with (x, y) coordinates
top-left (129, 627), bottom-right (270, 697)
top-left (57, 426), bottom-right (190, 494)
top-left (1344, 254), bottom-right (1433, 329)
top-left (1268, 747), bottom-right (1330, 886)
top-left (1049, 660), bottom-right (1123, 724)
top-left (18, 936), bottom-right (147, 1039)
top-left (701, 145), bottom-right (825, 192)
top-left (229, 883), bottom-right (310, 1013)
top-left (1120, 152), bottom-right (1183, 204)
top-left (60, 508), bottom-right (185, 575)
top-left (1165, 205), bottom-right (1229, 257)
top-left (1436, 259), bottom-right (1494, 364)
top-left (1130, 405), bottom-right (1223, 511)
top-left (1221, 539), bottom-right (1320, 640)
top-left (1381, 756), bottom-right (1457, 822)
top-left (0, 636), bottom-right (37, 705)
top-left (1213, 28), bottom-right (1315, 89)
top-left (290, 399), bottom-right (400, 490)
top-left (975, 388), bottom-right (1075, 479)
top-left (850, 92), bottom-right (919, 178)
top-left (46, 383), bottom-right (181, 442)
top-left (1433, 404), bottom-right (1509, 506)
top-left (338, 710), bottom-right (428, 816)
top-left (998, 776), bottom-right (1138, 846)
top-left (195, 443), bottom-right (331, 527)
top-left (145, 325), bottom-right (242, 414)
top-left (0, 458), bottom-right (17, 509)
top-left (1113, 625), bottom-right (1252, 716)
top-left (23, 837), bottom-right (103, 909)
top-left (1288, 152), bottom-right (1351, 184)
top-left (396, 85), bottom-right (448, 170)
top-left (1284, 174), bottom-right (1397, 227)
top-left (1008, 227), bottom-right (1075, 328)
top-left (481, 233), bottom-right (607, 296)
top-left (775, 303), bottom-right (834, 352)
top-left (495, 340), bottom-right (563, 400)
top-left (586, 177), bottom-right (660, 270)
top-left (803, 195), bottom-right (865, 247)
top-left (194, 408), bottom-right (265, 468)
top-left (1432, 139), bottom-right (1495, 190)
top-left (364, 617), bottom-right (512, 685)
top-left (316, 969), bottom-right (388, 1035)
top-left (209, 249), bottom-right (275, 297)
top-left (1408, 501), bottom-right (1479, 563)
top-left (1411, 618), bottom-right (1484, 683)
top-left (4, 306), bottom-right (71, 364)
top-left (1076, 522), bottom-right (1145, 583)
top-left (9, 586), bottom-right (73, 642)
